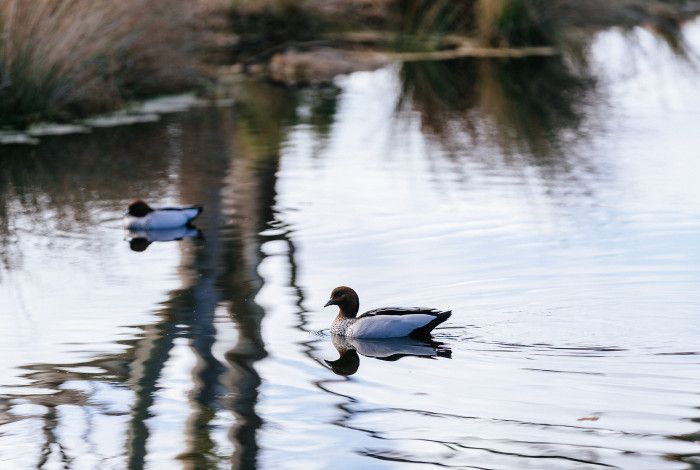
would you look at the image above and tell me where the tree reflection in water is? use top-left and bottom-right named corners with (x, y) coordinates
top-left (0, 81), bottom-right (312, 468)
top-left (397, 55), bottom-right (595, 160)
top-left (0, 58), bottom-right (597, 466)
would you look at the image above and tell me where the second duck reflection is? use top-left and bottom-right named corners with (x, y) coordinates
top-left (326, 334), bottom-right (452, 376)
top-left (127, 226), bottom-right (203, 252)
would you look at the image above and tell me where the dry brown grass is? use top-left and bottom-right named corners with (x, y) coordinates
top-left (475, 0), bottom-right (507, 44)
top-left (0, 0), bottom-right (213, 124)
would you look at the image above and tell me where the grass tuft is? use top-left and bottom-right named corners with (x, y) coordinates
top-left (0, 0), bottom-right (209, 126)
top-left (478, 0), bottom-right (556, 46)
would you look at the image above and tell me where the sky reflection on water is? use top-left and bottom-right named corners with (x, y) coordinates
top-left (1, 20), bottom-right (700, 469)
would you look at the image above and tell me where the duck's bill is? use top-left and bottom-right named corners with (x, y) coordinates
top-left (324, 299), bottom-right (335, 307)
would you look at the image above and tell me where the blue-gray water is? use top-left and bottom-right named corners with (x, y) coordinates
top-left (1, 23), bottom-right (700, 469)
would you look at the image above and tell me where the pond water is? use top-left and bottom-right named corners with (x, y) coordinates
top-left (1, 21), bottom-right (700, 470)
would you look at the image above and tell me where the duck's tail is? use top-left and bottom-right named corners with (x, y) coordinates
top-left (182, 205), bottom-right (203, 223)
top-left (410, 310), bottom-right (452, 339)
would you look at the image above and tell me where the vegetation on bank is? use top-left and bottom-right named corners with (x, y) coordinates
top-left (230, 0), bottom-right (700, 53)
top-left (228, 0), bottom-right (554, 61)
top-left (0, 0), bottom-right (212, 126)
top-left (227, 0), bottom-right (699, 86)
top-left (0, 0), bottom-right (698, 127)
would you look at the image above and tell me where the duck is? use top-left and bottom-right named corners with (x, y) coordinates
top-left (123, 200), bottom-right (203, 230)
top-left (324, 286), bottom-right (451, 339)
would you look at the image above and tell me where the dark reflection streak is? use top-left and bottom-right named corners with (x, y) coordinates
top-left (471, 341), bottom-right (625, 352)
top-left (178, 156), bottom-right (230, 467)
top-left (321, 384), bottom-right (361, 409)
top-left (355, 407), bottom-right (650, 437)
top-left (348, 417), bottom-right (632, 455)
top-left (272, 229), bottom-right (330, 372)
top-left (330, 415), bottom-right (616, 468)
top-left (392, 436), bottom-right (617, 468)
top-left (36, 433), bottom-right (51, 468)
top-left (82, 404), bottom-right (98, 463)
top-left (279, 229), bottom-right (307, 331)
top-left (127, 319), bottom-right (179, 468)
top-left (37, 406), bottom-right (70, 468)
top-left (464, 349), bottom-right (618, 358)
top-left (223, 277), bottom-right (267, 470)
top-left (218, 156), bottom-right (281, 469)
top-left (182, 258), bottom-right (228, 468)
top-left (493, 438), bottom-right (632, 454)
top-left (463, 340), bottom-right (627, 358)
top-left (523, 368), bottom-right (605, 376)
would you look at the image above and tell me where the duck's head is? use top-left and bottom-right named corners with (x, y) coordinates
top-left (127, 200), bottom-right (154, 217)
top-left (324, 286), bottom-right (360, 318)
top-left (129, 237), bottom-right (152, 252)
top-left (325, 349), bottom-right (360, 376)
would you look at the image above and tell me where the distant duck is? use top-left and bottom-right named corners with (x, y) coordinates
top-left (324, 286), bottom-right (451, 339)
top-left (124, 200), bottom-right (203, 230)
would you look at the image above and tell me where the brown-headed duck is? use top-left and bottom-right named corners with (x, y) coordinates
top-left (324, 286), bottom-right (451, 339)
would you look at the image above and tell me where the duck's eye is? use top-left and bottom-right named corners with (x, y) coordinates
top-left (334, 291), bottom-right (342, 298)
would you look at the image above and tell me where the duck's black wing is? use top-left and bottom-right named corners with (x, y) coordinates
top-left (357, 307), bottom-right (452, 339)
top-left (357, 307), bottom-right (446, 318)
top-left (158, 205), bottom-right (203, 216)
top-left (158, 205), bottom-right (203, 211)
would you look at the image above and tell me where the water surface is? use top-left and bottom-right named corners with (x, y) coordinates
top-left (1, 22), bottom-right (700, 469)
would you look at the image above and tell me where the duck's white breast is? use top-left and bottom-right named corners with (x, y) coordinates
top-left (348, 314), bottom-right (435, 339)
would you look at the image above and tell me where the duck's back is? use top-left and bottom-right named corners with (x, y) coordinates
top-left (350, 308), bottom-right (451, 339)
top-left (125, 206), bottom-right (202, 229)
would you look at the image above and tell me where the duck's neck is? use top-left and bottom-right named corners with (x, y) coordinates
top-left (337, 298), bottom-right (359, 319)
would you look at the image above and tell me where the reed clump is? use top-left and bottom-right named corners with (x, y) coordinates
top-left (417, 0), bottom-right (694, 46)
top-left (229, 0), bottom-right (557, 50)
top-left (228, 0), bottom-right (554, 64)
top-left (388, 0), bottom-right (557, 47)
top-left (476, 0), bottom-right (555, 46)
top-left (0, 0), bottom-right (207, 125)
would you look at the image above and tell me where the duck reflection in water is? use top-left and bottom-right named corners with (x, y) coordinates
top-left (126, 226), bottom-right (203, 252)
top-left (326, 334), bottom-right (451, 376)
